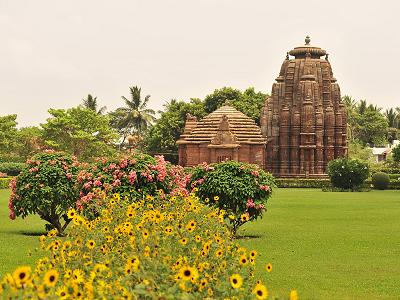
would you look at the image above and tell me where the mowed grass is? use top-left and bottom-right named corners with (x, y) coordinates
top-left (0, 189), bottom-right (46, 278)
top-left (0, 188), bottom-right (399, 299)
top-left (239, 188), bottom-right (400, 300)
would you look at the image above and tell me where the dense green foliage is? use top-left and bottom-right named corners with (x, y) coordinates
top-left (393, 145), bottom-right (400, 162)
top-left (342, 96), bottom-right (394, 146)
top-left (189, 161), bottom-right (275, 234)
top-left (0, 163), bottom-right (26, 176)
top-left (41, 107), bottom-right (117, 161)
top-left (8, 152), bottom-right (80, 235)
top-left (145, 99), bottom-right (207, 154)
top-left (109, 86), bottom-right (156, 148)
top-left (204, 87), bottom-right (267, 123)
top-left (371, 172), bottom-right (390, 190)
top-left (275, 178), bottom-right (331, 189)
top-left (0, 178), bottom-right (12, 189)
top-left (328, 158), bottom-right (369, 190)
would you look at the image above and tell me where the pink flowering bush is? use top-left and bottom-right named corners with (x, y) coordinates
top-left (75, 151), bottom-right (190, 217)
top-left (8, 151), bottom-right (80, 235)
top-left (189, 161), bottom-right (275, 235)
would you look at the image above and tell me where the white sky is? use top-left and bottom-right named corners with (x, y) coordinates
top-left (1, 0), bottom-right (399, 127)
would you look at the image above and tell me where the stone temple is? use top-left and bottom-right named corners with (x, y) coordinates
top-left (177, 106), bottom-right (266, 168)
top-left (260, 36), bottom-right (347, 177)
top-left (178, 37), bottom-right (347, 177)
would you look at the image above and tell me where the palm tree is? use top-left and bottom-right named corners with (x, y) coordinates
top-left (111, 86), bottom-right (156, 144)
top-left (385, 108), bottom-right (398, 128)
top-left (357, 99), bottom-right (367, 115)
top-left (342, 95), bottom-right (358, 142)
top-left (82, 94), bottom-right (107, 115)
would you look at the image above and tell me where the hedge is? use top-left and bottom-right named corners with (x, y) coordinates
top-left (276, 178), bottom-right (400, 190)
top-left (0, 178), bottom-right (12, 189)
top-left (0, 162), bottom-right (26, 176)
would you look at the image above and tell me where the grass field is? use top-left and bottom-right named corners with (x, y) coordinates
top-left (0, 188), bottom-right (399, 299)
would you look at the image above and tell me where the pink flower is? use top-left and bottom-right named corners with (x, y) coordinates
top-left (246, 199), bottom-right (256, 208)
top-left (112, 179), bottom-right (121, 187)
top-left (260, 185), bottom-right (270, 191)
top-left (66, 173), bottom-right (73, 180)
top-left (251, 170), bottom-right (259, 177)
top-left (128, 171), bottom-right (137, 185)
top-left (119, 159), bottom-right (128, 169)
top-left (93, 179), bottom-right (102, 187)
top-left (9, 209), bottom-right (16, 220)
top-left (83, 182), bottom-right (92, 190)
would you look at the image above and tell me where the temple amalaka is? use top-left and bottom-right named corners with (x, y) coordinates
top-left (178, 36), bottom-right (347, 177)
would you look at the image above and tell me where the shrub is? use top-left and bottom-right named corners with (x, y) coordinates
top-left (327, 158), bottom-right (369, 191)
top-left (0, 192), bottom-right (290, 299)
top-left (0, 162), bottom-right (26, 176)
top-left (275, 178), bottom-right (331, 189)
top-left (75, 151), bottom-right (189, 217)
top-left (8, 151), bottom-right (80, 235)
top-left (189, 161), bottom-right (275, 235)
top-left (393, 145), bottom-right (400, 162)
top-left (371, 172), bottom-right (390, 190)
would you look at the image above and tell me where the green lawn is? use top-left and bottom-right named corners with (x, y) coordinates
top-left (0, 188), bottom-right (399, 299)
top-left (0, 189), bottom-right (46, 277)
top-left (239, 189), bottom-right (400, 300)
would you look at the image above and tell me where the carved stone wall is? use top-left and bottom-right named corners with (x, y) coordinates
top-left (260, 36), bottom-right (347, 177)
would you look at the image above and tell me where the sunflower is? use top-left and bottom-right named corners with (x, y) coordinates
top-left (195, 235), bottom-right (201, 242)
top-left (164, 226), bottom-right (173, 235)
top-left (66, 209), bottom-right (76, 219)
top-left (43, 269), bottom-right (59, 287)
top-left (213, 196), bottom-right (219, 201)
top-left (56, 286), bottom-right (69, 299)
top-left (240, 213), bottom-right (250, 222)
top-left (229, 273), bottom-right (243, 289)
top-left (178, 266), bottom-right (199, 281)
top-left (290, 290), bottom-right (299, 300)
top-left (72, 269), bottom-right (85, 284)
top-left (266, 263), bottom-right (272, 273)
top-left (179, 238), bottom-right (188, 245)
top-left (106, 235), bottom-right (114, 243)
top-left (86, 240), bottom-right (96, 249)
top-left (239, 254), bottom-right (248, 266)
top-left (215, 249), bottom-right (223, 258)
top-left (199, 278), bottom-right (208, 290)
top-left (253, 283), bottom-right (268, 300)
top-left (250, 250), bottom-right (257, 258)
top-left (12, 266), bottom-right (31, 286)
top-left (142, 230), bottom-right (149, 239)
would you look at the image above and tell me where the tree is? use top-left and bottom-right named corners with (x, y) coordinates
top-left (14, 127), bottom-right (43, 161)
top-left (355, 108), bottom-right (388, 146)
top-left (0, 115), bottom-right (18, 161)
top-left (203, 87), bottom-right (268, 124)
top-left (342, 95), bottom-right (358, 142)
top-left (82, 94), bottom-right (107, 115)
top-left (145, 98), bottom-right (207, 154)
top-left (110, 86), bottom-right (156, 145)
top-left (393, 145), bottom-right (400, 162)
top-left (41, 107), bottom-right (117, 160)
top-left (385, 108), bottom-right (398, 128)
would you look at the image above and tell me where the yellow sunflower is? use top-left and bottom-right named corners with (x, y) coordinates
top-left (12, 266), bottom-right (31, 286)
top-left (66, 208), bottom-right (76, 219)
top-left (72, 269), bottom-right (85, 284)
top-left (290, 290), bottom-right (299, 300)
top-left (253, 283), bottom-right (268, 300)
top-left (239, 254), bottom-right (248, 266)
top-left (86, 239), bottom-right (96, 249)
top-left (229, 273), bottom-right (243, 289)
top-left (178, 266), bottom-right (199, 281)
top-left (266, 263), bottom-right (272, 273)
top-left (43, 269), bottom-right (59, 287)
top-left (179, 238), bottom-right (188, 245)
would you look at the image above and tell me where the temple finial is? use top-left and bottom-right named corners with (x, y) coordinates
top-left (286, 52), bottom-right (290, 60)
top-left (305, 35), bottom-right (311, 45)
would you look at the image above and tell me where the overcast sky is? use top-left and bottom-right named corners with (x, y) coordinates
top-left (1, 0), bottom-right (399, 127)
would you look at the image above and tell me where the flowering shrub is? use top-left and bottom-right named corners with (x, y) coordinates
top-left (8, 151), bottom-right (80, 235)
top-left (0, 192), bottom-right (295, 299)
top-left (189, 161), bottom-right (275, 235)
top-left (328, 158), bottom-right (369, 191)
top-left (75, 151), bottom-right (190, 217)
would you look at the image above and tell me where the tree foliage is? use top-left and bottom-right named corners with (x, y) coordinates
top-left (327, 158), bottom-right (369, 191)
top-left (145, 99), bottom-right (207, 153)
top-left (0, 115), bottom-right (18, 160)
top-left (41, 107), bottom-right (117, 161)
top-left (82, 94), bottom-right (107, 115)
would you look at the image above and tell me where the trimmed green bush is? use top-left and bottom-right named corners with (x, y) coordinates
top-left (372, 172), bottom-right (390, 190)
top-left (0, 162), bottom-right (26, 176)
top-left (189, 161), bottom-right (275, 235)
top-left (275, 178), bottom-right (331, 188)
top-left (328, 158), bottom-right (369, 191)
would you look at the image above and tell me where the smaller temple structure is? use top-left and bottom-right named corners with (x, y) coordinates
top-left (177, 105), bottom-right (266, 167)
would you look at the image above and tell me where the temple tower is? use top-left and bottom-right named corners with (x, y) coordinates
top-left (260, 36), bottom-right (347, 177)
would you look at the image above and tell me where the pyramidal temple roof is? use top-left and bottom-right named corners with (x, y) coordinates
top-left (177, 105), bottom-right (266, 144)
